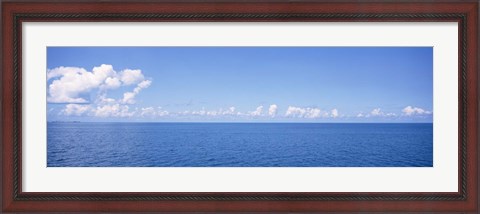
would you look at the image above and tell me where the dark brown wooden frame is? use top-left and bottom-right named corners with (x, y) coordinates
top-left (1, 0), bottom-right (478, 212)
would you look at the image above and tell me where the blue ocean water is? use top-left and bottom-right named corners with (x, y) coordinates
top-left (47, 122), bottom-right (433, 167)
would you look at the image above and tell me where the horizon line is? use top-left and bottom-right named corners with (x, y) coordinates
top-left (47, 121), bottom-right (434, 124)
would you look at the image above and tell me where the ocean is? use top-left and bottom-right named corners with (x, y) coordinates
top-left (47, 122), bottom-right (433, 167)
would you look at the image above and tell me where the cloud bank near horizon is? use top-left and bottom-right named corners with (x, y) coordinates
top-left (48, 64), bottom-right (433, 121)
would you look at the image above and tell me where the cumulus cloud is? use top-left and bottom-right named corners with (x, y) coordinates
top-left (47, 66), bottom-right (87, 80)
top-left (221, 107), bottom-right (236, 115)
top-left (156, 107), bottom-right (170, 116)
top-left (331, 109), bottom-right (339, 118)
top-left (385, 113), bottom-right (397, 117)
top-left (141, 107), bottom-right (169, 117)
top-left (62, 104), bottom-right (91, 116)
top-left (402, 106), bottom-right (432, 116)
top-left (140, 107), bottom-right (156, 117)
top-left (93, 104), bottom-right (135, 118)
top-left (207, 110), bottom-right (218, 116)
top-left (103, 77), bottom-right (121, 89)
top-left (47, 64), bottom-right (150, 104)
top-left (191, 109), bottom-right (207, 116)
top-left (361, 108), bottom-right (396, 118)
top-left (181, 107), bottom-right (236, 117)
top-left (285, 106), bottom-right (322, 119)
top-left (48, 64), bottom-right (153, 118)
top-left (120, 69), bottom-right (145, 85)
top-left (371, 108), bottom-right (383, 116)
top-left (161, 106), bottom-right (237, 119)
top-left (137, 79), bottom-right (152, 89)
top-left (249, 106), bottom-right (264, 116)
top-left (47, 66), bottom-right (103, 103)
top-left (97, 94), bottom-right (116, 104)
top-left (268, 104), bottom-right (278, 117)
top-left (122, 80), bottom-right (152, 104)
top-left (285, 106), bottom-right (305, 117)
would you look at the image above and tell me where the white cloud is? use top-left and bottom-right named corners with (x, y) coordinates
top-left (52, 65), bottom-right (152, 118)
top-left (62, 104), bottom-right (91, 116)
top-left (140, 107), bottom-right (156, 117)
top-left (189, 107), bottom-right (236, 117)
top-left (192, 109), bottom-right (207, 116)
top-left (180, 108), bottom-right (232, 117)
top-left (285, 106), bottom-right (306, 117)
top-left (97, 94), bottom-right (116, 104)
top-left (308, 108), bottom-right (321, 118)
top-left (92, 64), bottom-right (116, 82)
top-left (137, 80), bottom-right (152, 89)
top-left (371, 108), bottom-right (383, 116)
top-left (121, 80), bottom-right (152, 104)
top-left (331, 109), bottom-right (339, 118)
top-left (357, 113), bottom-right (364, 118)
top-left (402, 106), bottom-right (432, 116)
top-left (285, 106), bottom-right (322, 118)
top-left (268, 104), bottom-right (278, 117)
top-left (47, 64), bottom-right (151, 104)
top-left (207, 110), bottom-right (218, 116)
top-left (157, 107), bottom-right (169, 116)
top-left (47, 66), bottom-right (86, 80)
top-left (120, 69), bottom-right (144, 85)
top-left (121, 92), bottom-right (136, 104)
top-left (93, 104), bottom-right (135, 118)
top-left (140, 106), bottom-right (169, 117)
top-left (103, 77), bottom-right (121, 89)
top-left (220, 107), bottom-right (236, 115)
top-left (385, 113), bottom-right (397, 117)
top-left (248, 106), bottom-right (264, 116)
top-left (366, 108), bottom-right (397, 117)
top-left (47, 66), bottom-right (103, 103)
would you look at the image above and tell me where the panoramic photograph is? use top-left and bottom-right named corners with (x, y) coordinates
top-left (47, 47), bottom-right (433, 167)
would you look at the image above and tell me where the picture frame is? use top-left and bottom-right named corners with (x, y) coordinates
top-left (1, 0), bottom-right (478, 212)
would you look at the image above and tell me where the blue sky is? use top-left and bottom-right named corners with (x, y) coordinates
top-left (47, 47), bottom-right (433, 122)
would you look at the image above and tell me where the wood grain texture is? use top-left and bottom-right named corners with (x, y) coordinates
top-left (1, 0), bottom-right (478, 212)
